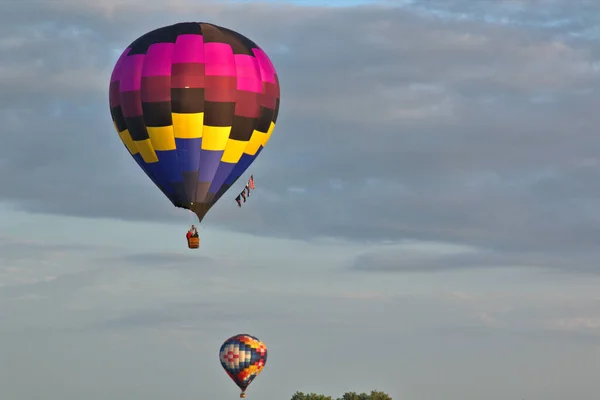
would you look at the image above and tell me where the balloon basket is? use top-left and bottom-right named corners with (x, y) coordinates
top-left (187, 237), bottom-right (199, 249)
top-left (240, 393), bottom-right (246, 398)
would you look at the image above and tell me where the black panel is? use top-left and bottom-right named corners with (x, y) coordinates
top-left (124, 115), bottom-right (149, 140)
top-left (201, 24), bottom-right (256, 55)
top-left (199, 23), bottom-right (229, 43)
top-left (171, 88), bottom-right (204, 113)
top-left (219, 26), bottom-right (259, 54)
top-left (111, 106), bottom-right (127, 132)
top-left (169, 182), bottom-right (191, 206)
top-left (255, 107), bottom-right (274, 133)
top-left (272, 98), bottom-right (280, 123)
top-left (142, 102), bottom-right (172, 126)
top-left (128, 22), bottom-right (202, 55)
top-left (204, 101), bottom-right (236, 126)
top-left (181, 171), bottom-right (200, 200)
top-left (229, 115), bottom-right (256, 141)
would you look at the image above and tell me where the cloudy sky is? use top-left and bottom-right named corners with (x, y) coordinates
top-left (2, 0), bottom-right (600, 399)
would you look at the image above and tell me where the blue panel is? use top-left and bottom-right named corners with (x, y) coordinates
top-left (197, 149), bottom-right (224, 182)
top-left (132, 153), bottom-right (171, 194)
top-left (155, 150), bottom-right (183, 183)
top-left (224, 152), bottom-right (257, 185)
top-left (175, 138), bottom-right (202, 172)
top-left (208, 161), bottom-right (236, 195)
top-left (209, 149), bottom-right (261, 203)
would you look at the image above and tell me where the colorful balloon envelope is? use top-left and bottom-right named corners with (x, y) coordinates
top-left (109, 22), bottom-right (280, 223)
top-left (219, 334), bottom-right (267, 397)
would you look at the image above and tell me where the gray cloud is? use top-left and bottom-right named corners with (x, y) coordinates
top-left (350, 246), bottom-right (600, 274)
top-left (90, 297), bottom-right (299, 334)
top-left (2, 1), bottom-right (600, 272)
top-left (106, 252), bottom-right (216, 267)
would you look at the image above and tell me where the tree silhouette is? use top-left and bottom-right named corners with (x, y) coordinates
top-left (290, 392), bottom-right (333, 400)
top-left (291, 390), bottom-right (392, 400)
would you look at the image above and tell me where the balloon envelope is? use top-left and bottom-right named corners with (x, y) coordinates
top-left (219, 334), bottom-right (267, 395)
top-left (109, 22), bottom-right (280, 222)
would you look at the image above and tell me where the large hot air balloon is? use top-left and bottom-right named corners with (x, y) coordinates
top-left (219, 334), bottom-right (267, 398)
top-left (108, 22), bottom-right (280, 225)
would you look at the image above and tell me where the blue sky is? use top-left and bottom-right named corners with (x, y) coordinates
top-left (2, 1), bottom-right (600, 399)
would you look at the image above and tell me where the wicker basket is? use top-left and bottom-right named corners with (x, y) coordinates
top-left (188, 236), bottom-right (200, 249)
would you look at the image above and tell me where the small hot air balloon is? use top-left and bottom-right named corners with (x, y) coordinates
top-left (219, 334), bottom-right (267, 398)
top-left (108, 22), bottom-right (280, 237)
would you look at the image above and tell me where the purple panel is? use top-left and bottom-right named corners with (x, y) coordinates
top-left (261, 82), bottom-right (278, 109)
top-left (119, 54), bottom-right (145, 92)
top-left (141, 76), bottom-right (171, 102)
top-left (171, 63), bottom-right (205, 88)
top-left (205, 76), bottom-right (237, 102)
top-left (142, 43), bottom-right (174, 76)
top-left (173, 34), bottom-right (205, 63)
top-left (234, 54), bottom-right (262, 93)
top-left (120, 91), bottom-right (143, 117)
top-left (252, 48), bottom-right (276, 83)
top-left (109, 81), bottom-right (120, 107)
top-left (110, 47), bottom-right (131, 82)
top-left (204, 43), bottom-right (236, 76)
top-left (235, 91), bottom-right (260, 118)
